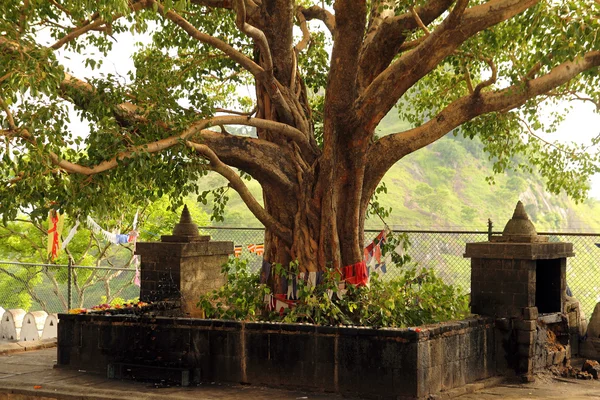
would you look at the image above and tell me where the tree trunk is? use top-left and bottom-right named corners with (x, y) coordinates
top-left (260, 127), bottom-right (370, 286)
top-left (250, 0), bottom-right (369, 289)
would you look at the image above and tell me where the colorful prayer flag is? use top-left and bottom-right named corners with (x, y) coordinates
top-left (374, 243), bottom-right (382, 263)
top-left (61, 220), bottom-right (80, 250)
top-left (254, 244), bottom-right (264, 256)
top-left (234, 245), bottom-right (243, 257)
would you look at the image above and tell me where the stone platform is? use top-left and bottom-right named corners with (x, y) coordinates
top-left (56, 314), bottom-right (498, 399)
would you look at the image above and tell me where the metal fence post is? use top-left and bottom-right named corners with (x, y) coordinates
top-left (67, 258), bottom-right (72, 311)
top-left (487, 219), bottom-right (493, 241)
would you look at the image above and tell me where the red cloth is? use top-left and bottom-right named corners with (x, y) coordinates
top-left (343, 260), bottom-right (368, 286)
top-left (48, 213), bottom-right (60, 260)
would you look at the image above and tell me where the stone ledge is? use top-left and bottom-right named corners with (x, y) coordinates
top-left (464, 242), bottom-right (574, 260)
top-left (0, 338), bottom-right (57, 355)
top-left (429, 376), bottom-right (505, 399)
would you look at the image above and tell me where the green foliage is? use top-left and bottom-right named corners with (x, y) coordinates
top-left (1, 0), bottom-right (598, 224)
top-left (460, 206), bottom-right (478, 223)
top-left (199, 257), bottom-right (271, 320)
top-left (198, 234), bottom-right (470, 328)
top-left (398, 0), bottom-right (600, 202)
top-left (297, 30), bottom-right (330, 92)
top-left (366, 181), bottom-right (392, 221)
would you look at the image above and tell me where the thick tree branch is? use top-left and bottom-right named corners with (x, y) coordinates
top-left (358, 0), bottom-right (454, 90)
top-left (294, 8), bottom-right (311, 53)
top-left (362, 51), bottom-right (600, 211)
top-left (186, 141), bottom-right (293, 244)
top-left (1, 35), bottom-right (304, 189)
top-left (473, 56), bottom-right (498, 95)
top-left (298, 5), bottom-right (336, 38)
top-left (0, 95), bottom-right (17, 131)
top-left (0, 36), bottom-right (142, 129)
top-left (233, 0), bottom-right (272, 74)
top-left (47, 115), bottom-right (301, 179)
top-left (51, 18), bottom-right (106, 50)
top-left (155, 1), bottom-right (297, 126)
top-left (357, 0), bottom-right (539, 132)
top-left (410, 6), bottom-right (432, 35)
top-left (48, 0), bottom-right (73, 16)
top-left (324, 0), bottom-right (366, 124)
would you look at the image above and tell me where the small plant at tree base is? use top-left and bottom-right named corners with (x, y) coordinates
top-left (198, 257), bottom-right (273, 321)
top-left (198, 250), bottom-right (470, 328)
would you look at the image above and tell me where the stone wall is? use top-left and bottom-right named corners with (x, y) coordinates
top-left (57, 314), bottom-right (497, 400)
top-left (470, 258), bottom-right (537, 318)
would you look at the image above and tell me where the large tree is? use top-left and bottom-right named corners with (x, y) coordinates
top-left (1, 0), bottom-right (599, 284)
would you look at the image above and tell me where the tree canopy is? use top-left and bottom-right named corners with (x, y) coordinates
top-left (1, 0), bottom-right (599, 272)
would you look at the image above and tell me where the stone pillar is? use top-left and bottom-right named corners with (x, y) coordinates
top-left (464, 201), bottom-right (574, 380)
top-left (135, 205), bottom-right (233, 317)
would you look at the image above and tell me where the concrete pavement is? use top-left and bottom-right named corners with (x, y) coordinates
top-left (1, 344), bottom-right (600, 399)
top-left (0, 347), bottom-right (353, 400)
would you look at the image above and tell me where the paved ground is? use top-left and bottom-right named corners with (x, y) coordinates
top-left (0, 346), bottom-right (353, 400)
top-left (460, 374), bottom-right (600, 400)
top-left (1, 344), bottom-right (600, 399)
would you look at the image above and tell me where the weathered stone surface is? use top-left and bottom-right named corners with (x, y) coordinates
top-left (582, 359), bottom-right (600, 379)
top-left (521, 374), bottom-right (535, 383)
top-left (554, 349), bottom-right (566, 365)
top-left (517, 330), bottom-right (535, 345)
top-left (577, 371), bottom-right (593, 380)
top-left (135, 214), bottom-right (232, 308)
top-left (464, 242), bottom-right (574, 260)
top-left (517, 344), bottom-right (534, 357)
top-left (499, 201), bottom-right (539, 242)
top-left (523, 307), bottom-right (538, 320)
top-left (467, 208), bottom-right (571, 320)
top-left (514, 319), bottom-right (536, 331)
top-left (517, 357), bottom-right (533, 374)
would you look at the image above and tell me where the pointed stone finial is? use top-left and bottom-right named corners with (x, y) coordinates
top-left (172, 205), bottom-right (200, 237)
top-left (511, 200), bottom-right (529, 221)
top-left (497, 200), bottom-right (545, 242)
top-left (179, 205), bottom-right (193, 224)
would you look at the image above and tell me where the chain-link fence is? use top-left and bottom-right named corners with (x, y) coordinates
top-left (2, 228), bottom-right (599, 318)
top-left (0, 261), bottom-right (139, 313)
top-left (200, 226), bottom-right (600, 318)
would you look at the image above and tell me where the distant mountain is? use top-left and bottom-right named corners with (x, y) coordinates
top-left (196, 112), bottom-right (600, 233)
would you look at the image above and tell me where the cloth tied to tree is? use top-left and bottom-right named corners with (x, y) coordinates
top-left (46, 210), bottom-right (64, 260)
top-left (343, 260), bottom-right (369, 286)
